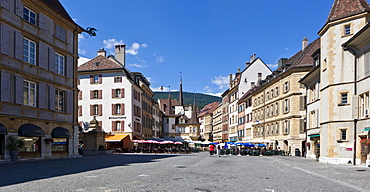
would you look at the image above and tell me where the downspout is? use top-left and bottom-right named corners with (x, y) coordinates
top-left (344, 47), bottom-right (358, 165)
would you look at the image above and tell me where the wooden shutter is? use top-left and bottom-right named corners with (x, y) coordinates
top-left (121, 88), bottom-right (125, 98)
top-left (39, 13), bottom-right (47, 30)
top-left (38, 82), bottom-right (47, 109)
top-left (121, 121), bottom-right (125, 131)
top-left (66, 90), bottom-right (73, 114)
top-left (98, 104), bottom-right (102, 116)
top-left (14, 31), bottom-right (23, 60)
top-left (48, 47), bottom-right (55, 72)
top-left (112, 89), bottom-right (115, 98)
top-left (1, 71), bottom-right (10, 102)
top-left (112, 121), bottom-right (116, 131)
top-left (90, 90), bottom-right (93, 99)
top-left (38, 42), bottom-right (48, 69)
top-left (67, 30), bottom-right (73, 53)
top-left (66, 56), bottom-right (73, 79)
top-left (1, 24), bottom-right (11, 55)
top-left (112, 104), bottom-right (115, 115)
top-left (78, 91), bottom-right (82, 100)
top-left (0, 0), bottom-right (10, 10)
top-left (15, 75), bottom-right (23, 104)
top-left (98, 74), bottom-right (102, 84)
top-left (90, 105), bottom-right (93, 116)
top-left (15, 0), bottom-right (23, 17)
top-left (121, 103), bottom-right (125, 115)
top-left (300, 96), bottom-right (306, 111)
top-left (90, 75), bottom-right (93, 84)
top-left (78, 106), bottom-right (82, 116)
top-left (49, 85), bottom-right (55, 110)
top-left (299, 119), bottom-right (304, 133)
top-left (98, 90), bottom-right (102, 99)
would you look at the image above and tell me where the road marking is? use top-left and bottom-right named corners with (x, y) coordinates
top-left (138, 174), bottom-right (149, 177)
top-left (265, 189), bottom-right (275, 192)
top-left (276, 159), bottom-right (368, 192)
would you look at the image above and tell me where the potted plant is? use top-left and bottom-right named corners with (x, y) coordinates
top-left (6, 136), bottom-right (25, 161)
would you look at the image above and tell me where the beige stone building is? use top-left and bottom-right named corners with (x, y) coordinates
top-left (212, 102), bottom-right (222, 142)
top-left (199, 101), bottom-right (219, 141)
top-left (0, 0), bottom-right (83, 160)
top-left (250, 38), bottom-right (319, 155)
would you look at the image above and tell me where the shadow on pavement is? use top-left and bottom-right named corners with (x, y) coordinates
top-left (0, 153), bottom-right (179, 187)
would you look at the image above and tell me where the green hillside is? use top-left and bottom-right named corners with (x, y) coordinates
top-left (153, 92), bottom-right (221, 109)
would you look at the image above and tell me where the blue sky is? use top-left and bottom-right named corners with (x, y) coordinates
top-left (61, 0), bottom-right (334, 96)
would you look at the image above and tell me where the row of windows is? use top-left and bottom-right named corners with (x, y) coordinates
top-left (178, 127), bottom-right (198, 133)
top-left (23, 80), bottom-right (66, 112)
top-left (253, 99), bottom-right (290, 121)
top-left (78, 89), bottom-right (125, 100)
top-left (253, 120), bottom-right (290, 137)
top-left (253, 82), bottom-right (290, 107)
top-left (80, 104), bottom-right (126, 116)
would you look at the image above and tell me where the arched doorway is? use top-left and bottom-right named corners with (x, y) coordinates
top-left (51, 127), bottom-right (70, 157)
top-left (18, 124), bottom-right (44, 158)
top-left (0, 123), bottom-right (7, 159)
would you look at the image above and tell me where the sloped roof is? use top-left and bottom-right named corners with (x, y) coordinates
top-left (327, 0), bottom-right (370, 23)
top-left (78, 55), bottom-right (124, 71)
top-left (276, 38), bottom-right (320, 71)
top-left (41, 0), bottom-right (76, 24)
top-left (199, 101), bottom-right (220, 117)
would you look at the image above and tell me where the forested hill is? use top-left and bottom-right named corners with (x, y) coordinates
top-left (153, 92), bottom-right (221, 109)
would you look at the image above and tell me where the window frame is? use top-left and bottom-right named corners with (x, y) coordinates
top-left (55, 89), bottom-right (65, 112)
top-left (55, 52), bottom-right (65, 76)
top-left (23, 7), bottom-right (36, 25)
top-left (23, 80), bottom-right (37, 107)
top-left (23, 38), bottom-right (36, 65)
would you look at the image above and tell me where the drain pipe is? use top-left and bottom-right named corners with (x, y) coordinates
top-left (343, 46), bottom-right (358, 165)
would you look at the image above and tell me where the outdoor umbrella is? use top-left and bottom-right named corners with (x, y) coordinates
top-left (243, 143), bottom-right (255, 147)
top-left (256, 143), bottom-right (266, 147)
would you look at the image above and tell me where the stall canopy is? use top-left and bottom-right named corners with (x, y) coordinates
top-left (51, 127), bottom-right (70, 138)
top-left (18, 124), bottom-right (44, 137)
top-left (105, 135), bottom-right (128, 142)
top-left (0, 123), bottom-right (6, 134)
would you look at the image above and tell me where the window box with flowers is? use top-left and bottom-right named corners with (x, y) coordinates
top-left (360, 138), bottom-right (370, 144)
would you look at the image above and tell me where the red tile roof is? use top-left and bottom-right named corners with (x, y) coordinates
top-left (78, 56), bottom-right (124, 71)
top-left (198, 101), bottom-right (220, 117)
top-left (327, 0), bottom-right (370, 23)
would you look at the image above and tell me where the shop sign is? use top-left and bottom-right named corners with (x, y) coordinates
top-left (346, 148), bottom-right (353, 151)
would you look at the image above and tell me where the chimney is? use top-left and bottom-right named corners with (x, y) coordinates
top-left (250, 53), bottom-right (256, 63)
top-left (97, 48), bottom-right (106, 57)
top-left (251, 82), bottom-right (255, 88)
top-left (245, 62), bottom-right (251, 68)
top-left (229, 73), bottom-right (233, 83)
top-left (302, 37), bottom-right (308, 51)
top-left (115, 44), bottom-right (126, 66)
top-left (278, 58), bottom-right (288, 68)
top-left (237, 68), bottom-right (241, 73)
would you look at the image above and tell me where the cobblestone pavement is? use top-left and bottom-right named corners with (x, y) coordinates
top-left (0, 152), bottom-right (369, 192)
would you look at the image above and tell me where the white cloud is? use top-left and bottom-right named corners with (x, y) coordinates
top-left (103, 39), bottom-right (124, 49)
top-left (212, 75), bottom-right (231, 90)
top-left (203, 92), bottom-right (223, 97)
top-left (156, 56), bottom-right (166, 63)
top-left (128, 63), bottom-right (145, 68)
top-left (78, 34), bottom-right (85, 41)
top-left (78, 49), bottom-right (86, 55)
top-left (285, 47), bottom-right (289, 51)
top-left (126, 42), bottom-right (148, 55)
top-left (78, 57), bottom-right (91, 66)
top-left (268, 63), bottom-right (279, 70)
top-left (203, 86), bottom-right (213, 93)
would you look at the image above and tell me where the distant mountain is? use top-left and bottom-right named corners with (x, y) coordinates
top-left (153, 92), bottom-right (221, 109)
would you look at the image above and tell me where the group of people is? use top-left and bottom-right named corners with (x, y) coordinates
top-left (209, 144), bottom-right (221, 157)
top-left (208, 144), bottom-right (283, 157)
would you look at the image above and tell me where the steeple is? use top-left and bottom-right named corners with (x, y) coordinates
top-left (166, 87), bottom-right (174, 116)
top-left (179, 73), bottom-right (184, 107)
top-left (189, 97), bottom-right (199, 124)
top-left (326, 0), bottom-right (370, 23)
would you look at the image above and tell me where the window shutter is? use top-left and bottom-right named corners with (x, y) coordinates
top-left (67, 30), bottom-right (73, 53)
top-left (0, 0), bottom-right (10, 10)
top-left (90, 105), bottom-right (93, 116)
top-left (300, 96), bottom-right (306, 111)
top-left (66, 56), bottom-right (73, 79)
top-left (98, 104), bottom-right (102, 116)
top-left (14, 31), bottom-right (23, 60)
top-left (15, 0), bottom-right (23, 17)
top-left (121, 103), bottom-right (125, 115)
top-left (38, 42), bottom-right (48, 69)
top-left (48, 47), bottom-right (55, 72)
top-left (121, 121), bottom-right (125, 131)
top-left (49, 85), bottom-right (55, 110)
top-left (98, 75), bottom-right (102, 84)
top-left (112, 104), bottom-right (115, 115)
top-left (78, 91), bottom-right (82, 100)
top-left (90, 75), bottom-right (93, 84)
top-left (67, 90), bottom-right (73, 114)
top-left (1, 24), bottom-right (11, 55)
top-left (90, 90), bottom-right (93, 99)
top-left (98, 90), bottom-right (102, 99)
top-left (1, 70), bottom-right (10, 102)
top-left (39, 13), bottom-right (47, 30)
top-left (114, 77), bottom-right (117, 83)
top-left (38, 82), bottom-right (47, 109)
top-left (99, 121), bottom-right (102, 129)
top-left (78, 79), bottom-right (80, 85)
top-left (316, 109), bottom-right (320, 128)
top-left (78, 106), bottom-right (82, 116)
top-left (112, 121), bottom-right (116, 131)
top-left (15, 75), bottom-right (23, 104)
top-left (121, 88), bottom-right (125, 98)
top-left (299, 119), bottom-right (304, 133)
top-left (112, 89), bottom-right (115, 98)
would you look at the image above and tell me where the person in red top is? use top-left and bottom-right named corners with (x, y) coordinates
top-left (209, 144), bottom-right (215, 157)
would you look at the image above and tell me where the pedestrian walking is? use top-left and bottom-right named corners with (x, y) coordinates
top-left (217, 145), bottom-right (221, 157)
top-left (209, 144), bottom-right (215, 157)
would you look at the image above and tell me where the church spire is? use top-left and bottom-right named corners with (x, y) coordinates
top-left (179, 73), bottom-right (184, 107)
top-left (167, 87), bottom-right (174, 115)
top-left (326, 0), bottom-right (370, 23)
top-left (189, 96), bottom-right (199, 124)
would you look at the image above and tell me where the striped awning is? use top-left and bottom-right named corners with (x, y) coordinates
top-left (105, 135), bottom-right (128, 142)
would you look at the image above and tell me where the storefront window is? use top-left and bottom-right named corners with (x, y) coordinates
top-left (18, 137), bottom-right (40, 152)
top-left (51, 138), bottom-right (67, 152)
